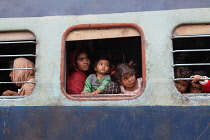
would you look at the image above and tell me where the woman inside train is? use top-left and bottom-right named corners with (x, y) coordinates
top-left (66, 48), bottom-right (91, 94)
top-left (2, 57), bottom-right (35, 96)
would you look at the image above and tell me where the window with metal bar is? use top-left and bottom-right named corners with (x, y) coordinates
top-left (62, 24), bottom-right (145, 100)
top-left (173, 25), bottom-right (210, 94)
top-left (0, 31), bottom-right (36, 97)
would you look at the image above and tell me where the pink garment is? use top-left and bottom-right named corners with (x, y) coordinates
top-left (12, 58), bottom-right (35, 96)
top-left (66, 49), bottom-right (87, 94)
top-left (120, 78), bottom-right (142, 94)
top-left (19, 77), bottom-right (35, 96)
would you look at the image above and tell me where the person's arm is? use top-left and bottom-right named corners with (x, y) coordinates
top-left (89, 90), bottom-right (102, 96)
top-left (67, 72), bottom-right (86, 94)
top-left (19, 83), bottom-right (35, 96)
top-left (190, 75), bottom-right (205, 83)
top-left (2, 90), bottom-right (19, 96)
top-left (191, 75), bottom-right (210, 92)
top-left (81, 75), bottom-right (92, 94)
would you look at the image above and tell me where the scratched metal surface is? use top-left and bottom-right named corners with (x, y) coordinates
top-left (0, 106), bottom-right (209, 140)
top-left (0, 0), bottom-right (210, 18)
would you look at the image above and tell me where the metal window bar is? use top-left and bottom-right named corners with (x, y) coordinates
top-left (173, 63), bottom-right (210, 66)
top-left (0, 40), bottom-right (36, 44)
top-left (0, 96), bottom-right (25, 99)
top-left (0, 81), bottom-right (35, 84)
top-left (0, 54), bottom-right (36, 57)
top-left (172, 34), bottom-right (210, 39)
top-left (172, 34), bottom-right (210, 82)
top-left (0, 68), bottom-right (35, 71)
top-left (174, 78), bottom-right (210, 81)
top-left (172, 49), bottom-right (210, 53)
top-left (0, 68), bottom-right (36, 84)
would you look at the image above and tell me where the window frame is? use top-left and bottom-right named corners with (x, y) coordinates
top-left (61, 23), bottom-right (146, 101)
top-left (0, 30), bottom-right (36, 99)
top-left (172, 24), bottom-right (210, 94)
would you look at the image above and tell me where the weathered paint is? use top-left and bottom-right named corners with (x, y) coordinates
top-left (0, 106), bottom-right (209, 139)
top-left (1, 0), bottom-right (210, 18)
top-left (0, 8), bottom-right (210, 106)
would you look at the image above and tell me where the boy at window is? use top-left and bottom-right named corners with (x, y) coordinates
top-left (81, 57), bottom-right (111, 96)
top-left (174, 67), bottom-right (192, 93)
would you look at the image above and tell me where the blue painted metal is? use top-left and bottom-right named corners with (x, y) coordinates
top-left (0, 106), bottom-right (209, 139)
top-left (0, 0), bottom-right (210, 18)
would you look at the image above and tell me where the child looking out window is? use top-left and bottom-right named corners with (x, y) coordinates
top-left (174, 67), bottom-right (192, 93)
top-left (113, 62), bottom-right (142, 94)
top-left (81, 58), bottom-right (111, 96)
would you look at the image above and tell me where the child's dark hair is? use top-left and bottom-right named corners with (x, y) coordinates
top-left (94, 57), bottom-right (110, 68)
top-left (175, 67), bottom-right (192, 78)
top-left (114, 63), bottom-right (136, 84)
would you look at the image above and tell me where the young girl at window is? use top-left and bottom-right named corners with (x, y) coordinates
top-left (114, 62), bottom-right (142, 94)
top-left (81, 57), bottom-right (111, 96)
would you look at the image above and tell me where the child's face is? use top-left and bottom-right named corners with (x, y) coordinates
top-left (120, 73), bottom-right (137, 88)
top-left (190, 82), bottom-right (202, 93)
top-left (175, 80), bottom-right (189, 93)
top-left (76, 53), bottom-right (90, 72)
top-left (94, 60), bottom-right (110, 75)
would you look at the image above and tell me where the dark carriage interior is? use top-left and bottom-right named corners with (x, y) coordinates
top-left (173, 37), bottom-right (210, 76)
top-left (0, 41), bottom-right (36, 95)
top-left (173, 36), bottom-right (210, 94)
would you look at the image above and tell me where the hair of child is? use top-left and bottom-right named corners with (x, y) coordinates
top-left (93, 57), bottom-right (110, 68)
top-left (175, 67), bottom-right (192, 78)
top-left (114, 63), bottom-right (136, 84)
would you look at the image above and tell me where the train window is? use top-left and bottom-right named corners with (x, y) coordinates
top-left (172, 24), bottom-right (210, 94)
top-left (61, 24), bottom-right (146, 100)
top-left (0, 31), bottom-right (36, 98)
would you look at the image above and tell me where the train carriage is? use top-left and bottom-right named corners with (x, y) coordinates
top-left (0, 0), bottom-right (209, 139)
